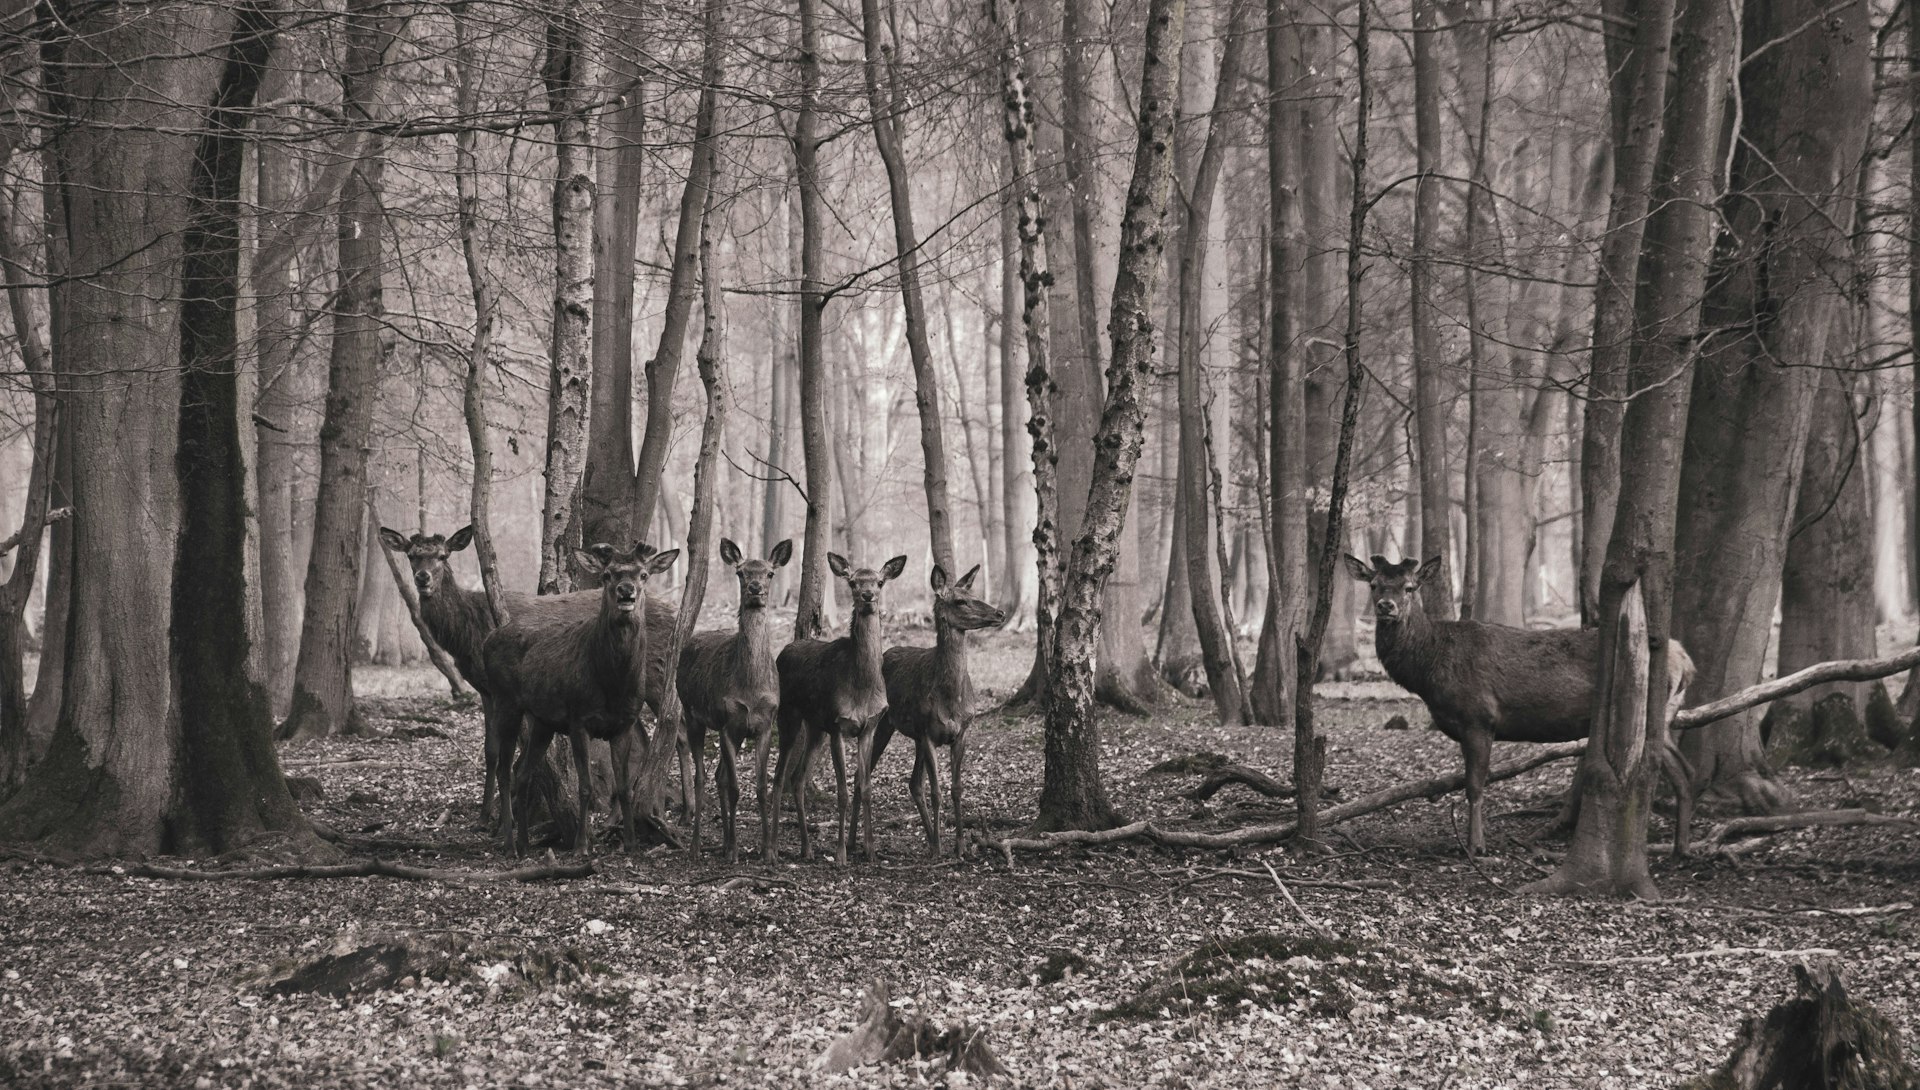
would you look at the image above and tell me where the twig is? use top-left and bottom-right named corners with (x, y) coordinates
top-left (722, 447), bottom-right (808, 502)
top-left (98, 858), bottom-right (593, 885)
top-left (0, 506), bottom-right (71, 554)
top-left (1262, 859), bottom-right (1334, 939)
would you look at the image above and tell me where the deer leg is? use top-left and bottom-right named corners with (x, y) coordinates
top-left (568, 726), bottom-right (597, 856)
top-left (796, 728), bottom-right (825, 862)
top-left (856, 719), bottom-right (878, 862)
top-left (908, 738), bottom-right (934, 854)
top-left (479, 695), bottom-right (497, 828)
top-left (1462, 728), bottom-right (1492, 857)
top-left (950, 731), bottom-right (967, 859)
top-left (677, 730), bottom-right (693, 824)
top-left (829, 728), bottom-right (850, 866)
top-left (718, 729), bottom-right (742, 864)
top-left (769, 710), bottom-right (799, 861)
top-left (611, 725), bottom-right (643, 852)
top-left (488, 704), bottom-right (521, 842)
top-left (757, 717), bottom-right (778, 862)
top-left (687, 720), bottom-right (706, 857)
top-left (508, 717), bottom-right (551, 857)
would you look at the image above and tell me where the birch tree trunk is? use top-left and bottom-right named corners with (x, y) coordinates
top-left (1036, 0), bottom-right (1186, 833)
top-left (998, 201), bottom-right (1036, 626)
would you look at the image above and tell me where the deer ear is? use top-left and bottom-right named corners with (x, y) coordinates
top-left (930, 564), bottom-right (949, 592)
top-left (446, 525), bottom-right (475, 551)
top-left (646, 549), bottom-right (681, 576)
top-left (955, 564), bottom-right (981, 592)
top-left (827, 552), bottom-right (852, 578)
top-left (719, 538), bottom-right (743, 566)
top-left (378, 527), bottom-right (410, 552)
top-left (881, 555), bottom-right (909, 582)
top-left (573, 548), bottom-right (607, 577)
top-left (1343, 554), bottom-right (1374, 582)
top-left (769, 538), bottom-right (793, 567)
top-left (1416, 555), bottom-right (1443, 584)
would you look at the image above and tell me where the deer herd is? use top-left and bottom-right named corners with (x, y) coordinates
top-left (378, 526), bottom-right (1005, 864)
top-left (377, 526), bottom-right (1701, 866)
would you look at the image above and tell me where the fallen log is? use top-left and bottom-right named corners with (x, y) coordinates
top-left (101, 858), bottom-right (593, 885)
top-left (1673, 646), bottom-right (1920, 733)
top-left (1703, 809), bottom-right (1916, 847)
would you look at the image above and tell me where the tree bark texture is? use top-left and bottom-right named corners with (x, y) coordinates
top-left (997, 202), bottom-right (1037, 626)
top-left (1036, 0), bottom-right (1186, 832)
top-left (791, 0), bottom-right (832, 640)
top-left (1673, 0), bottom-right (1871, 810)
top-left (1408, 0), bottom-right (1454, 622)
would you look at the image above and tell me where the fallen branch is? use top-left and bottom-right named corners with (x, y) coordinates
top-left (975, 742), bottom-right (1588, 855)
top-left (1262, 860), bottom-right (1334, 939)
top-left (281, 758), bottom-right (421, 771)
top-left (1186, 764), bottom-right (1295, 801)
top-left (1673, 646), bottom-right (1920, 732)
top-left (101, 858), bottom-right (593, 885)
top-left (1570, 945), bottom-right (1841, 967)
top-left (1704, 808), bottom-right (1917, 846)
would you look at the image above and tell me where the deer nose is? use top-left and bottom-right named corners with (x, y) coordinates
top-left (414, 572), bottom-right (431, 591)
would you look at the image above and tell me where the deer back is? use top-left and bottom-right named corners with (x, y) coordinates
top-left (482, 595), bottom-right (652, 738)
top-left (679, 627), bottom-right (778, 731)
top-left (778, 635), bottom-right (887, 729)
top-left (1379, 619), bottom-right (1599, 742)
top-left (880, 644), bottom-right (970, 746)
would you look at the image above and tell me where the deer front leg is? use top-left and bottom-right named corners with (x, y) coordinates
top-left (854, 719), bottom-right (877, 862)
top-left (829, 728), bottom-right (850, 866)
top-left (508, 716), bottom-right (551, 857)
top-left (479, 695), bottom-right (497, 828)
top-left (488, 704), bottom-right (522, 843)
top-left (567, 726), bottom-right (596, 857)
top-left (950, 730), bottom-right (967, 859)
top-left (1462, 727), bottom-right (1492, 857)
top-left (610, 725), bottom-right (641, 852)
top-left (718, 729), bottom-right (742, 864)
top-left (676, 730), bottom-right (694, 825)
top-left (757, 716), bottom-right (779, 862)
top-left (908, 737), bottom-right (935, 854)
top-left (687, 720), bottom-right (708, 856)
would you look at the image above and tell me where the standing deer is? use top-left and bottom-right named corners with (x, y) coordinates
top-left (678, 537), bottom-right (792, 861)
top-left (863, 563), bottom-right (1006, 857)
top-left (485, 542), bottom-right (679, 855)
top-left (772, 552), bottom-right (907, 863)
top-left (1345, 554), bottom-right (1695, 856)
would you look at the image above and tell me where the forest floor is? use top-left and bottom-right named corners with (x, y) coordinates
top-left (4, 626), bottom-right (1919, 1089)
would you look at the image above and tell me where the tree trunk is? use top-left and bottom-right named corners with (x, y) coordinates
top-left (1903, 0), bottom-right (1920, 721)
top-left (1579, 0), bottom-right (1678, 623)
top-left (859, 0), bottom-right (955, 575)
top-left (1036, 0), bottom-right (1186, 833)
top-left (1408, 0), bottom-right (1454, 621)
top-left (2, 2), bottom-right (317, 853)
top-left (1674, 0), bottom-right (1870, 811)
top-left (579, 5), bottom-right (645, 553)
top-left (1251, 0), bottom-right (1309, 725)
top-left (536, 4), bottom-right (598, 594)
top-left (280, 0), bottom-right (395, 742)
top-left (791, 0), bottom-right (832, 640)
top-left (1174, 0), bottom-right (1252, 723)
top-left (998, 202), bottom-right (1037, 626)
top-left (253, 59), bottom-right (300, 715)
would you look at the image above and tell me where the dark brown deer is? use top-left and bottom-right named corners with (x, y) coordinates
top-left (772, 552), bottom-right (907, 864)
top-left (378, 525), bottom-right (566, 827)
top-left (1345, 554), bottom-right (1695, 856)
top-left (863, 563), bottom-right (1006, 857)
top-left (678, 537), bottom-right (792, 861)
top-left (484, 542), bottom-right (678, 856)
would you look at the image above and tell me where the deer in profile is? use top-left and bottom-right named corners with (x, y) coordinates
top-left (1346, 554), bottom-right (1695, 857)
top-left (485, 542), bottom-right (679, 856)
top-left (862, 563), bottom-right (1006, 857)
top-left (772, 552), bottom-right (907, 864)
top-left (678, 537), bottom-right (792, 862)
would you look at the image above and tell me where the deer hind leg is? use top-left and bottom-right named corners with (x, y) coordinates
top-left (908, 736), bottom-right (935, 855)
top-left (828, 728), bottom-right (850, 866)
top-left (508, 716), bottom-right (551, 857)
top-left (567, 726), bottom-right (598, 856)
top-left (486, 703), bottom-right (521, 842)
top-left (1655, 730), bottom-right (1697, 856)
top-left (718, 729), bottom-right (742, 864)
top-left (949, 731), bottom-right (967, 859)
top-left (1462, 727), bottom-right (1492, 857)
top-left (756, 715), bottom-right (778, 862)
top-left (854, 719), bottom-right (877, 862)
top-left (676, 729), bottom-right (694, 825)
top-left (795, 726), bottom-right (827, 861)
top-left (479, 695), bottom-right (497, 828)
top-left (687, 719), bottom-right (707, 856)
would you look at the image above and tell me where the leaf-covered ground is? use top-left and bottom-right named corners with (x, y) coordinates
top-left (5, 628), bottom-right (1918, 1089)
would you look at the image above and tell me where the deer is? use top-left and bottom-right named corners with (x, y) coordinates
top-left (771, 552), bottom-right (907, 864)
top-left (860, 563), bottom-right (1007, 857)
top-left (484, 542), bottom-right (679, 856)
top-left (677, 537), bottom-right (792, 862)
top-left (1345, 554), bottom-right (1696, 857)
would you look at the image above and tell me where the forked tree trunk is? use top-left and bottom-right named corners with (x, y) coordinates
top-left (536, 4), bottom-right (598, 594)
top-left (1036, 0), bottom-right (1186, 833)
top-left (791, 0), bottom-right (832, 641)
top-left (280, 0), bottom-right (395, 742)
top-left (1673, 0), bottom-right (1870, 811)
top-left (1578, 0), bottom-right (1678, 623)
top-left (859, 0), bottom-right (955, 576)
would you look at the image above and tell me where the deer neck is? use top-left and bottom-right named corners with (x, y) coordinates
top-left (1373, 601), bottom-right (1437, 685)
top-left (591, 602), bottom-right (648, 705)
top-left (848, 608), bottom-right (884, 678)
top-left (424, 583), bottom-right (491, 664)
top-left (933, 611), bottom-right (970, 682)
top-left (732, 604), bottom-right (776, 689)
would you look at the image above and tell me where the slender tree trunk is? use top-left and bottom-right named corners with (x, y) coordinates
top-left (1903, 0), bottom-right (1920, 720)
top-left (580, 3), bottom-right (645, 553)
top-left (1409, 0), bottom-right (1453, 620)
top-left (253, 59), bottom-right (299, 715)
top-left (1036, 0), bottom-right (1186, 833)
top-left (998, 202), bottom-right (1036, 625)
top-left (1674, 0), bottom-right (1871, 809)
top-left (280, 0), bottom-right (396, 741)
top-left (1251, 0), bottom-right (1309, 725)
top-left (859, 0), bottom-right (955, 575)
top-left (1175, 0), bottom-right (1252, 722)
top-left (792, 0), bottom-right (832, 640)
top-left (1579, 0), bottom-right (1678, 623)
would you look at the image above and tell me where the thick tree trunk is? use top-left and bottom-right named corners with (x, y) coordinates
top-left (1408, 0), bottom-right (1454, 622)
top-left (536, 6), bottom-right (597, 594)
top-left (253, 66), bottom-right (299, 715)
top-left (1579, 0), bottom-right (1678, 623)
top-left (579, 7), bottom-right (644, 553)
top-left (280, 0), bottom-right (395, 742)
top-left (1674, 0), bottom-right (1870, 811)
top-left (998, 203), bottom-right (1037, 626)
top-left (859, 0), bottom-right (955, 575)
top-left (1037, 0), bottom-right (1185, 830)
top-left (791, 0), bottom-right (832, 640)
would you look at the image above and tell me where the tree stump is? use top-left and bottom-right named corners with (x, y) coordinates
top-left (1682, 962), bottom-right (1917, 1090)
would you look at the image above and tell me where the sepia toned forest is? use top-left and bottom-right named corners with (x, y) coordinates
top-left (1, 0), bottom-right (1919, 1083)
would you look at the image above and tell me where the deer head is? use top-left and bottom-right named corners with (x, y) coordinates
top-left (576, 542), bottom-right (679, 625)
top-left (721, 537), bottom-right (792, 610)
top-left (931, 563), bottom-right (1006, 632)
top-left (827, 552), bottom-right (908, 616)
top-left (379, 524), bottom-right (475, 600)
top-left (1344, 554), bottom-right (1443, 622)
